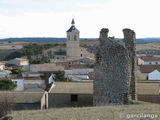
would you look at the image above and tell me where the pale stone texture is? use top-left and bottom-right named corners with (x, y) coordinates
top-left (66, 19), bottom-right (80, 59)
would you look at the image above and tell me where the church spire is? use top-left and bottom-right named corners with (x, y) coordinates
top-left (67, 18), bottom-right (79, 32)
top-left (71, 19), bottom-right (75, 25)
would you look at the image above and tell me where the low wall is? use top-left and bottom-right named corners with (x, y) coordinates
top-left (137, 80), bottom-right (160, 104)
top-left (48, 93), bottom-right (93, 108)
top-left (138, 95), bottom-right (160, 104)
top-left (14, 103), bottom-right (41, 110)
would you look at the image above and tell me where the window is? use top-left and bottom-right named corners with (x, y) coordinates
top-left (68, 35), bottom-right (70, 40)
top-left (71, 94), bottom-right (78, 102)
top-left (81, 54), bottom-right (82, 57)
top-left (74, 35), bottom-right (77, 41)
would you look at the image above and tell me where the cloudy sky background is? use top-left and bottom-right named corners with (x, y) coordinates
top-left (0, 0), bottom-right (160, 38)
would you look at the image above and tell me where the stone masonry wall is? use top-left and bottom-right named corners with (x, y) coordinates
top-left (93, 28), bottom-right (131, 106)
top-left (123, 29), bottom-right (137, 100)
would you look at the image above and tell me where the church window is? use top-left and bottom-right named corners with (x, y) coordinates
top-left (74, 35), bottom-right (77, 41)
top-left (68, 35), bottom-right (70, 40)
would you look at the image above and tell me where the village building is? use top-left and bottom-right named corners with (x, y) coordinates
top-left (65, 68), bottom-right (94, 82)
top-left (8, 58), bottom-right (29, 67)
top-left (23, 63), bottom-right (65, 84)
top-left (11, 72), bottom-right (46, 91)
top-left (137, 65), bottom-right (160, 80)
top-left (0, 91), bottom-right (48, 110)
top-left (136, 65), bottom-right (160, 103)
top-left (44, 19), bottom-right (95, 64)
top-left (22, 63), bottom-right (64, 72)
top-left (0, 70), bottom-right (11, 79)
top-left (138, 55), bottom-right (160, 65)
top-left (148, 70), bottom-right (160, 80)
top-left (48, 82), bottom-right (93, 107)
top-left (137, 80), bottom-right (160, 104)
top-left (0, 62), bottom-right (5, 71)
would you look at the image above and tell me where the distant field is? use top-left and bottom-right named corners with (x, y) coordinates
top-left (11, 101), bottom-right (160, 120)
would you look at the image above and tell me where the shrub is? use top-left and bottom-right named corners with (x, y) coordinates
top-left (54, 71), bottom-right (67, 82)
top-left (0, 79), bottom-right (17, 91)
top-left (0, 93), bottom-right (15, 119)
top-left (11, 68), bottom-right (25, 74)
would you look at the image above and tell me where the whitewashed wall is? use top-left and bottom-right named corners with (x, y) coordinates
top-left (148, 70), bottom-right (160, 80)
top-left (12, 79), bottom-right (24, 91)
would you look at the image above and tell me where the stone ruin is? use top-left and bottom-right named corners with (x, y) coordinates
top-left (93, 28), bottom-right (136, 106)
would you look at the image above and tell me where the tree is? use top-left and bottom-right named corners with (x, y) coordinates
top-left (41, 56), bottom-right (51, 63)
top-left (11, 68), bottom-right (25, 74)
top-left (30, 56), bottom-right (51, 64)
top-left (0, 79), bottom-right (17, 91)
top-left (54, 71), bottom-right (66, 81)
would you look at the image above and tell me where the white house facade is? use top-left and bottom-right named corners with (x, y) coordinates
top-left (12, 79), bottom-right (24, 91)
top-left (148, 70), bottom-right (160, 80)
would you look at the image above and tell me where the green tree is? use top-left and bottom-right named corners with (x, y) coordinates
top-left (54, 71), bottom-right (66, 81)
top-left (0, 79), bottom-right (17, 90)
top-left (42, 56), bottom-right (51, 63)
top-left (30, 56), bottom-right (51, 64)
top-left (11, 68), bottom-right (25, 74)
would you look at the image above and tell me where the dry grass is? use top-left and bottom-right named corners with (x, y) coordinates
top-left (11, 101), bottom-right (160, 120)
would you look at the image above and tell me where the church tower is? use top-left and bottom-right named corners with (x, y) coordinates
top-left (66, 19), bottom-right (80, 59)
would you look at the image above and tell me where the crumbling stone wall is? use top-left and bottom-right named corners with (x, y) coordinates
top-left (123, 29), bottom-right (137, 100)
top-left (94, 28), bottom-right (136, 106)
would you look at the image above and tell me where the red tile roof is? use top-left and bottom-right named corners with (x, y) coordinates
top-left (139, 65), bottom-right (160, 73)
top-left (0, 61), bottom-right (8, 64)
top-left (140, 56), bottom-right (160, 62)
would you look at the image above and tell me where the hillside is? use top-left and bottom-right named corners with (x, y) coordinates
top-left (12, 102), bottom-right (160, 120)
top-left (1, 37), bottom-right (160, 44)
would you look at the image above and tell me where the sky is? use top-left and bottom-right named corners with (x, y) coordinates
top-left (0, 0), bottom-right (160, 38)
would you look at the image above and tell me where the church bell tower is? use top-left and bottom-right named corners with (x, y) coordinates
top-left (66, 19), bottom-right (80, 59)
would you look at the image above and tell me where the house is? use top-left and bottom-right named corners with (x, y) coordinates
top-left (136, 65), bottom-right (160, 103)
top-left (23, 63), bottom-right (64, 72)
top-left (76, 57), bottom-right (95, 65)
top-left (148, 70), bottom-right (160, 80)
top-left (22, 72), bottom-right (42, 78)
top-left (8, 58), bottom-right (29, 66)
top-left (138, 55), bottom-right (160, 65)
top-left (0, 62), bottom-right (5, 71)
top-left (0, 91), bottom-right (48, 110)
top-left (22, 64), bottom-right (65, 84)
top-left (65, 68), bottom-right (94, 81)
top-left (48, 82), bottom-right (93, 107)
top-left (11, 72), bottom-right (46, 91)
top-left (137, 80), bottom-right (160, 104)
top-left (24, 77), bottom-right (46, 91)
top-left (12, 78), bottom-right (24, 91)
top-left (65, 69), bottom-right (94, 81)
top-left (0, 70), bottom-right (11, 79)
top-left (137, 65), bottom-right (160, 80)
